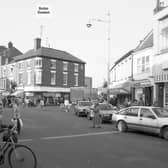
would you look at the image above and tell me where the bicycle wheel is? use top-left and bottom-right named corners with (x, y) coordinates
top-left (8, 144), bottom-right (37, 168)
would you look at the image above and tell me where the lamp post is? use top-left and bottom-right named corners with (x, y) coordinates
top-left (86, 11), bottom-right (111, 102)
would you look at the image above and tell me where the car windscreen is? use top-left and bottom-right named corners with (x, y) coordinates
top-left (152, 108), bottom-right (168, 118)
top-left (79, 102), bottom-right (92, 106)
top-left (99, 104), bottom-right (113, 110)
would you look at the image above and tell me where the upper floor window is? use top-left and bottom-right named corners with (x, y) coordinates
top-left (27, 70), bottom-right (31, 85)
top-left (18, 72), bottom-right (23, 85)
top-left (80, 64), bottom-right (84, 70)
top-left (35, 57), bottom-right (42, 68)
top-left (137, 56), bottom-right (150, 73)
top-left (35, 70), bottom-right (42, 84)
top-left (18, 61), bottom-right (24, 70)
top-left (63, 62), bottom-right (68, 71)
top-left (27, 59), bottom-right (31, 69)
top-left (74, 73), bottom-right (78, 86)
top-left (63, 72), bottom-right (68, 86)
top-left (51, 59), bottom-right (56, 69)
top-left (51, 71), bottom-right (56, 85)
top-left (74, 63), bottom-right (79, 72)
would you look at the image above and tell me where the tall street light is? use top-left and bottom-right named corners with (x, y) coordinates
top-left (86, 11), bottom-right (111, 102)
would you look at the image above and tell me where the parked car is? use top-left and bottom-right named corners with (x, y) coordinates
top-left (75, 101), bottom-right (93, 117)
top-left (87, 103), bottom-right (118, 123)
top-left (115, 106), bottom-right (168, 140)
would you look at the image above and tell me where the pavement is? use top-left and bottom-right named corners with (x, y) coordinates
top-left (1, 105), bottom-right (168, 168)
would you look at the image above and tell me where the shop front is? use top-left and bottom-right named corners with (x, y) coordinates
top-left (132, 79), bottom-right (153, 106)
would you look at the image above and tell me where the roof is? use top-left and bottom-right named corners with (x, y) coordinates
top-left (110, 50), bottom-right (134, 71)
top-left (14, 47), bottom-right (85, 64)
top-left (134, 30), bottom-right (153, 52)
top-left (1, 46), bottom-right (22, 65)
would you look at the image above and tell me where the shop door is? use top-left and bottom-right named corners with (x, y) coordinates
top-left (158, 83), bottom-right (164, 107)
top-left (144, 87), bottom-right (153, 106)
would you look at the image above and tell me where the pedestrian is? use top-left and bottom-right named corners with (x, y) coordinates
top-left (138, 97), bottom-right (145, 106)
top-left (40, 98), bottom-right (44, 110)
top-left (92, 101), bottom-right (101, 128)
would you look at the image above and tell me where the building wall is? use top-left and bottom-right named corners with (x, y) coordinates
top-left (110, 54), bottom-right (132, 87)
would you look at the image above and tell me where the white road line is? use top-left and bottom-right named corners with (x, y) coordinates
top-left (19, 139), bottom-right (33, 142)
top-left (18, 131), bottom-right (119, 142)
top-left (41, 131), bottom-right (119, 140)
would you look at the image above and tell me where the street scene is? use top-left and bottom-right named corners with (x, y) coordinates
top-left (1, 105), bottom-right (168, 168)
top-left (1, 0), bottom-right (168, 168)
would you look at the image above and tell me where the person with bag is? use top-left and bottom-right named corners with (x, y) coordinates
top-left (92, 100), bottom-right (102, 128)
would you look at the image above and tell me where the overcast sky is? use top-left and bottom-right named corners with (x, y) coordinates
top-left (0, 0), bottom-right (156, 87)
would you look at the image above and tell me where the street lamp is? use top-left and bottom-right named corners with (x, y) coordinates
top-left (86, 11), bottom-right (111, 102)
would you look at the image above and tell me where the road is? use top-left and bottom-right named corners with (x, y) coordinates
top-left (1, 105), bottom-right (168, 168)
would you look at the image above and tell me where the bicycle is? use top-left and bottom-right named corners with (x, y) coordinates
top-left (0, 124), bottom-right (37, 168)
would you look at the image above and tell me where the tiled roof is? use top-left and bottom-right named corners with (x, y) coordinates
top-left (14, 47), bottom-right (86, 64)
top-left (110, 50), bottom-right (134, 71)
top-left (1, 46), bottom-right (22, 65)
top-left (135, 30), bottom-right (153, 52)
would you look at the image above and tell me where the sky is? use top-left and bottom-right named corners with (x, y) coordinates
top-left (0, 0), bottom-right (156, 88)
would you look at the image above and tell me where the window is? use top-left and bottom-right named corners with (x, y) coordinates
top-left (63, 72), bottom-right (68, 85)
top-left (140, 108), bottom-right (155, 119)
top-left (74, 73), bottom-right (78, 86)
top-left (35, 70), bottom-right (42, 84)
top-left (126, 108), bottom-right (139, 117)
top-left (51, 59), bottom-right (56, 69)
top-left (27, 70), bottom-right (31, 85)
top-left (137, 56), bottom-right (150, 73)
top-left (35, 57), bottom-right (42, 68)
top-left (18, 72), bottom-right (23, 85)
top-left (63, 62), bottom-right (68, 71)
top-left (18, 62), bottom-right (23, 70)
top-left (51, 71), bottom-right (56, 85)
top-left (74, 63), bottom-right (79, 72)
top-left (80, 64), bottom-right (84, 70)
top-left (27, 59), bottom-right (31, 69)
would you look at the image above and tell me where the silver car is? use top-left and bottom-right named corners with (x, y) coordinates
top-left (115, 106), bottom-right (168, 140)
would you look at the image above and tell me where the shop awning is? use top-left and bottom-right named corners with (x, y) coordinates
top-left (110, 88), bottom-right (130, 95)
top-left (11, 90), bottom-right (24, 97)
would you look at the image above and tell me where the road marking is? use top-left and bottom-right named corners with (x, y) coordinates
top-left (40, 131), bottom-right (119, 140)
top-left (19, 139), bottom-right (33, 142)
top-left (18, 131), bottom-right (119, 142)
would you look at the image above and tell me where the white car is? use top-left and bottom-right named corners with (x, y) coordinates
top-left (115, 106), bottom-right (168, 140)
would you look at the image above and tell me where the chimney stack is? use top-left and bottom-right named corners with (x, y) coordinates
top-left (34, 38), bottom-right (41, 50)
top-left (8, 41), bottom-right (13, 48)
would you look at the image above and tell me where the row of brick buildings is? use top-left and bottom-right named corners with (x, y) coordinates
top-left (0, 38), bottom-right (90, 105)
top-left (110, 0), bottom-right (168, 108)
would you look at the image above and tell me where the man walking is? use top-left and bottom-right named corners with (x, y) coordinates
top-left (93, 100), bottom-right (101, 128)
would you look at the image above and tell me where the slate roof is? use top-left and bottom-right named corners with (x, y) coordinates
top-left (14, 47), bottom-right (86, 64)
top-left (134, 30), bottom-right (153, 52)
top-left (0, 45), bottom-right (23, 65)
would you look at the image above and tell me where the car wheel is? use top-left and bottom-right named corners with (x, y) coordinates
top-left (117, 121), bottom-right (127, 132)
top-left (162, 127), bottom-right (168, 140)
